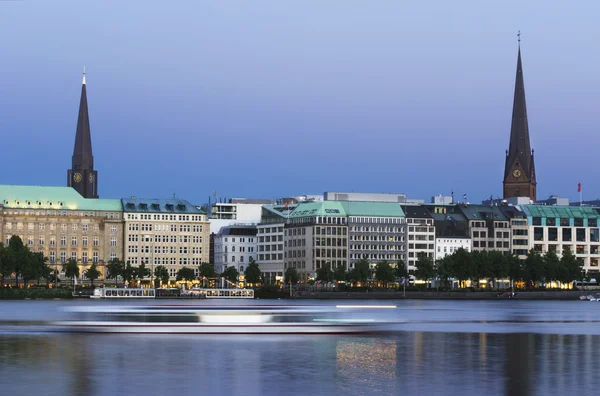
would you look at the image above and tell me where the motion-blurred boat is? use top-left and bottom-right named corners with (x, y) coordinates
top-left (53, 305), bottom-right (398, 334)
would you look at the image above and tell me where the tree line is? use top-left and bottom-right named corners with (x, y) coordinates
top-left (281, 248), bottom-right (586, 289)
top-left (413, 248), bottom-right (583, 288)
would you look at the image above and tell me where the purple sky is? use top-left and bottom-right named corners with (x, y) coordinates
top-left (1, 1), bottom-right (598, 205)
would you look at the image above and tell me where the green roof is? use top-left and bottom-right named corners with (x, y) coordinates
top-left (522, 205), bottom-right (600, 219)
top-left (340, 201), bottom-right (405, 217)
top-left (0, 185), bottom-right (123, 211)
top-left (288, 201), bottom-right (346, 219)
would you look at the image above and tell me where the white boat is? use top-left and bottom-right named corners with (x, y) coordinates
top-left (53, 305), bottom-right (399, 334)
top-left (184, 288), bottom-right (254, 299)
top-left (90, 288), bottom-right (156, 299)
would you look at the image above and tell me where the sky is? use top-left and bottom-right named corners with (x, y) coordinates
top-left (0, 0), bottom-right (599, 205)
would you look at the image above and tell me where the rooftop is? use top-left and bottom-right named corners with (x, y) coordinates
top-left (340, 201), bottom-right (405, 217)
top-left (0, 185), bottom-right (122, 211)
top-left (521, 205), bottom-right (600, 219)
top-left (121, 198), bottom-right (204, 214)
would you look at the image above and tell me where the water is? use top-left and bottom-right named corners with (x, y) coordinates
top-left (0, 300), bottom-right (598, 395)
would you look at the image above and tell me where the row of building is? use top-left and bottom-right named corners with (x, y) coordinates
top-left (2, 185), bottom-right (599, 283)
top-left (210, 193), bottom-right (600, 283)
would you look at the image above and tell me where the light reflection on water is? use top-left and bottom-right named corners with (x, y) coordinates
top-left (1, 300), bottom-right (600, 395)
top-left (0, 331), bottom-right (599, 395)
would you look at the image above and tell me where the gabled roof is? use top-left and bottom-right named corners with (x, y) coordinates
top-left (121, 198), bottom-right (204, 214)
top-left (0, 185), bottom-right (121, 211)
top-left (521, 205), bottom-right (600, 219)
top-left (457, 204), bottom-right (509, 221)
top-left (340, 201), bottom-right (405, 217)
top-left (401, 205), bottom-right (432, 219)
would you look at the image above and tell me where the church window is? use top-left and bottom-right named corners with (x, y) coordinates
top-left (514, 188), bottom-right (520, 197)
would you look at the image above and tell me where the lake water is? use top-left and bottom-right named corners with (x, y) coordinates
top-left (0, 299), bottom-right (598, 395)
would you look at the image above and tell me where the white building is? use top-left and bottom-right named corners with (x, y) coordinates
top-left (402, 205), bottom-right (436, 272)
top-left (122, 198), bottom-right (210, 281)
top-left (208, 198), bottom-right (272, 234)
top-left (435, 237), bottom-right (472, 261)
top-left (213, 225), bottom-right (258, 275)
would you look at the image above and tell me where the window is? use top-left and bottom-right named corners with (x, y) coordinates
top-left (110, 237), bottom-right (117, 247)
top-left (49, 251), bottom-right (56, 263)
top-left (60, 252), bottom-right (66, 263)
top-left (39, 236), bottom-right (45, 246)
top-left (72, 224), bottom-right (78, 231)
top-left (82, 237), bottom-right (88, 247)
top-left (93, 237), bottom-right (99, 246)
top-left (27, 236), bottom-right (34, 246)
top-left (39, 223), bottom-right (45, 231)
top-left (50, 237), bottom-right (56, 247)
top-left (72, 237), bottom-right (77, 247)
top-left (82, 252), bottom-right (88, 263)
top-left (93, 224), bottom-right (99, 232)
top-left (61, 236), bottom-right (66, 246)
top-left (71, 252), bottom-right (77, 261)
top-left (93, 251), bottom-right (99, 263)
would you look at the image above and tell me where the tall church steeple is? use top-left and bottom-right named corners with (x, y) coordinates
top-left (503, 33), bottom-right (536, 201)
top-left (67, 69), bottom-right (98, 198)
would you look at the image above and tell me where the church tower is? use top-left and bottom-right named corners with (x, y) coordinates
top-left (503, 34), bottom-right (536, 201)
top-left (67, 70), bottom-right (98, 198)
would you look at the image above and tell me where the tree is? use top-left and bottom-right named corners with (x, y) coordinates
top-left (62, 259), bottom-right (80, 288)
top-left (353, 258), bottom-right (371, 283)
top-left (471, 250), bottom-right (489, 287)
top-left (284, 267), bottom-right (300, 285)
top-left (20, 251), bottom-right (39, 288)
top-left (85, 263), bottom-right (101, 287)
top-left (506, 254), bottom-right (522, 285)
top-left (561, 249), bottom-right (583, 282)
top-left (414, 254), bottom-right (435, 286)
top-left (452, 248), bottom-right (474, 287)
top-left (8, 235), bottom-right (26, 288)
top-left (524, 249), bottom-right (545, 285)
top-left (122, 262), bottom-right (135, 287)
top-left (244, 258), bottom-right (262, 285)
top-left (333, 265), bottom-right (347, 283)
top-left (106, 258), bottom-right (124, 286)
top-left (153, 265), bottom-right (170, 288)
top-left (135, 262), bottom-right (151, 282)
top-left (199, 263), bottom-right (217, 279)
top-left (487, 250), bottom-right (508, 288)
top-left (543, 251), bottom-right (560, 287)
top-left (33, 252), bottom-right (51, 286)
top-left (316, 263), bottom-right (334, 284)
top-left (375, 260), bottom-right (395, 287)
top-left (435, 255), bottom-right (453, 288)
top-left (220, 266), bottom-right (239, 284)
top-left (0, 243), bottom-right (15, 289)
top-left (395, 259), bottom-right (409, 280)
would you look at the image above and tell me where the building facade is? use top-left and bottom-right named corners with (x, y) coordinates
top-left (520, 205), bottom-right (600, 273)
top-left (284, 201), bottom-right (349, 280)
top-left (122, 198), bottom-right (210, 280)
top-left (457, 205), bottom-right (511, 254)
top-left (0, 185), bottom-right (123, 281)
top-left (213, 225), bottom-right (258, 275)
top-left (435, 237), bottom-right (472, 261)
top-left (256, 204), bottom-right (290, 285)
top-left (402, 205), bottom-right (435, 272)
top-left (344, 201), bottom-right (407, 271)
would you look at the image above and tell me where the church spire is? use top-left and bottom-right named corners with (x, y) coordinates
top-left (67, 69), bottom-right (98, 198)
top-left (503, 33), bottom-right (537, 201)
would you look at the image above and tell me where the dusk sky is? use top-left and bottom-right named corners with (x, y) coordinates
top-left (1, 1), bottom-right (598, 205)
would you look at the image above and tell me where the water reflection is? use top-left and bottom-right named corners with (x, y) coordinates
top-left (0, 332), bottom-right (599, 395)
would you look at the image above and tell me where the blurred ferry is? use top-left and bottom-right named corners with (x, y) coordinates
top-left (53, 305), bottom-right (398, 334)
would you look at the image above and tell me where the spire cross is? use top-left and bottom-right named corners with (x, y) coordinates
top-left (517, 30), bottom-right (521, 43)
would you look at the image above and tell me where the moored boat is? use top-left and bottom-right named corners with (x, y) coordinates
top-left (53, 305), bottom-right (399, 334)
top-left (91, 288), bottom-right (156, 299)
